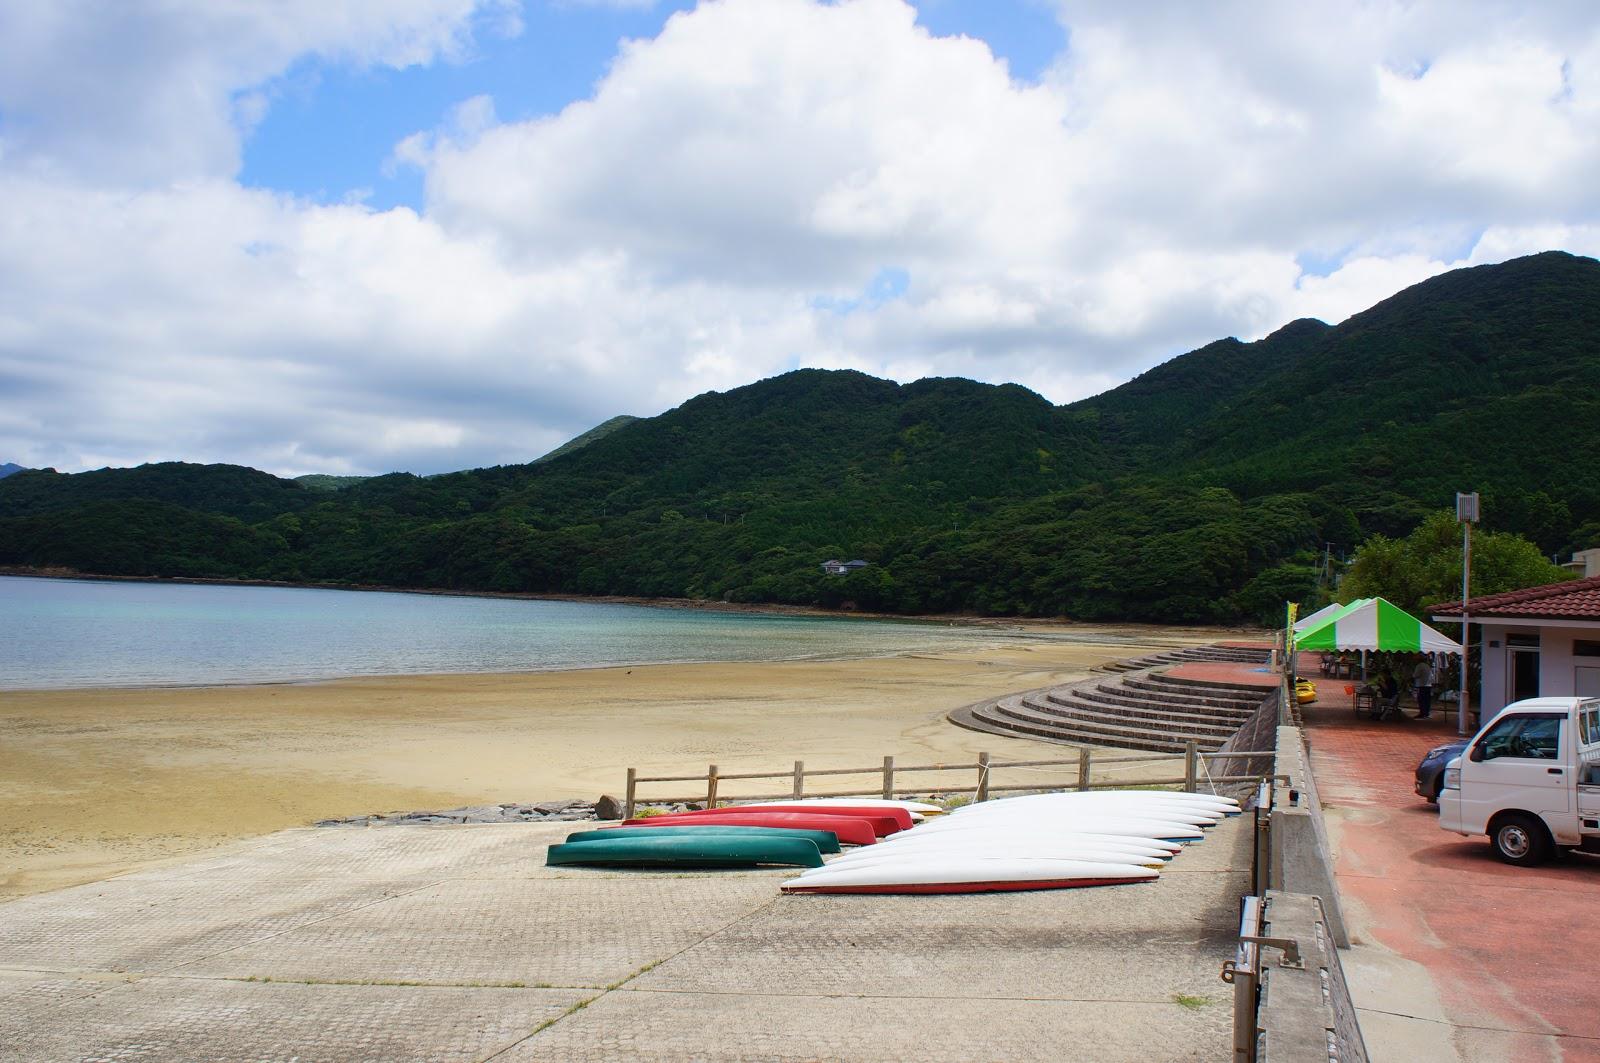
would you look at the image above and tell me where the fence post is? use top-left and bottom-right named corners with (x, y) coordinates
top-left (1077, 747), bottom-right (1091, 792)
top-left (1184, 742), bottom-right (1198, 793)
top-left (624, 768), bottom-right (637, 820)
top-left (882, 755), bottom-right (895, 800)
top-left (706, 764), bottom-right (719, 808)
top-left (976, 752), bottom-right (991, 802)
top-left (792, 760), bottom-right (805, 799)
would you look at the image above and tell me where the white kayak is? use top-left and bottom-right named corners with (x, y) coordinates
top-left (953, 810), bottom-right (1216, 832)
top-left (781, 857), bottom-right (1159, 894)
top-left (953, 800), bottom-right (1223, 827)
top-left (958, 792), bottom-right (1239, 816)
top-left (734, 797), bottom-right (940, 818)
top-left (813, 844), bottom-right (1167, 871)
top-left (911, 815), bottom-right (1206, 841)
top-left (959, 790), bottom-right (1239, 809)
top-left (854, 832), bottom-right (1177, 862)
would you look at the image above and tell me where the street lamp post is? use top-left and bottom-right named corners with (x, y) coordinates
top-left (1457, 492), bottom-right (1479, 737)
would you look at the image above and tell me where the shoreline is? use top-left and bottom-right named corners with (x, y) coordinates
top-left (0, 565), bottom-right (1257, 633)
top-left (0, 629), bottom-right (1224, 900)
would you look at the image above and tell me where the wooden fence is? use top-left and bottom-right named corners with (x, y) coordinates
top-left (623, 743), bottom-right (1278, 819)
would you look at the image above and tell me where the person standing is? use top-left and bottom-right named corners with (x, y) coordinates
top-left (1413, 657), bottom-right (1436, 719)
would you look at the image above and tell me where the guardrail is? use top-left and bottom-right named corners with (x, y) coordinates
top-left (623, 743), bottom-right (1276, 818)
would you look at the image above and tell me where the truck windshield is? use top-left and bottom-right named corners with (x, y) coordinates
top-left (1476, 714), bottom-right (1563, 761)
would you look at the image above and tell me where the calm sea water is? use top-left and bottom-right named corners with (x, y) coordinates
top-left (0, 576), bottom-right (1088, 690)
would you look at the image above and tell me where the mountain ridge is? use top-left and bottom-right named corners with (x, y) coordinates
top-left (4, 251), bottom-right (1596, 622)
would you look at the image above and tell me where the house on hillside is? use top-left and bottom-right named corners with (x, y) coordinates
top-left (1433, 574), bottom-right (1600, 718)
top-left (820, 559), bottom-right (870, 576)
top-left (1562, 548), bottom-right (1600, 578)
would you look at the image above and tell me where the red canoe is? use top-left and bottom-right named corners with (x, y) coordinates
top-left (618, 812), bottom-right (878, 845)
top-left (632, 807), bottom-right (905, 837)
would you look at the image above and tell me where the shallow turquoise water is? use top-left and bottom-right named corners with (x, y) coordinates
top-left (0, 576), bottom-right (1068, 689)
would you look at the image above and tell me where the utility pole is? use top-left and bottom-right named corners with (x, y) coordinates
top-left (1457, 492), bottom-right (1479, 736)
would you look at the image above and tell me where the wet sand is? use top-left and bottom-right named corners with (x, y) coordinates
top-left (0, 625), bottom-right (1230, 899)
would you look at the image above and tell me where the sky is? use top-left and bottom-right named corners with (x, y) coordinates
top-left (1, 1), bottom-right (1598, 478)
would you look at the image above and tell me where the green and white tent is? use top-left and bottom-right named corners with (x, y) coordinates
top-left (1293, 596), bottom-right (1461, 654)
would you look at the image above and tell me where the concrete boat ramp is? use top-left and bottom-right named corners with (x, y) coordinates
top-left (0, 818), bottom-right (1247, 1062)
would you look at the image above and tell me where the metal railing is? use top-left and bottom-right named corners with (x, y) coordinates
top-left (1226, 891), bottom-right (1368, 1063)
top-left (623, 743), bottom-right (1276, 818)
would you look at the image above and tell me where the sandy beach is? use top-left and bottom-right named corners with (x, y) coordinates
top-left (0, 624), bottom-right (1236, 899)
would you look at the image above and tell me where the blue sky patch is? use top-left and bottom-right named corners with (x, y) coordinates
top-left (813, 266), bottom-right (912, 316)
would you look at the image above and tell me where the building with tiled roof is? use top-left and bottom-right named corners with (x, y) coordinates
top-left (1433, 574), bottom-right (1600, 717)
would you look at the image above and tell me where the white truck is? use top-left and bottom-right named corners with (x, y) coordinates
top-left (1439, 696), bottom-right (1600, 866)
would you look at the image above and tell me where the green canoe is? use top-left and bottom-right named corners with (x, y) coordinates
top-left (546, 834), bottom-right (824, 869)
top-left (562, 826), bottom-right (841, 854)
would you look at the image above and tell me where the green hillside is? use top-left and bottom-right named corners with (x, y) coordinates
top-left (294, 474), bottom-right (370, 492)
top-left (532, 415), bottom-right (641, 464)
top-left (1084, 251), bottom-right (1600, 546)
top-left (0, 462), bottom-right (314, 521)
top-left (3, 252), bottom-right (1596, 623)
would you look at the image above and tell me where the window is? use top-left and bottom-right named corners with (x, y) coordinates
top-left (1583, 708), bottom-right (1600, 746)
top-left (1475, 714), bottom-right (1564, 761)
top-left (1574, 640), bottom-right (1600, 658)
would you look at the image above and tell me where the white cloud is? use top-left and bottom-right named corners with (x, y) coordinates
top-left (1, 0), bottom-right (1598, 476)
top-left (0, 0), bottom-right (517, 184)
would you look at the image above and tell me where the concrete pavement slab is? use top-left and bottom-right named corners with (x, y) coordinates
top-left (0, 978), bottom-right (589, 1063)
top-left (179, 874), bottom-right (783, 988)
top-left (495, 989), bottom-right (1229, 1063)
top-left (629, 873), bottom-right (1244, 1001)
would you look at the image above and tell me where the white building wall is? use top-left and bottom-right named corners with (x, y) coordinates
top-left (1542, 627), bottom-right (1600, 700)
top-left (1541, 630), bottom-right (1576, 701)
top-left (1480, 624), bottom-right (1508, 718)
top-left (1479, 623), bottom-right (1600, 718)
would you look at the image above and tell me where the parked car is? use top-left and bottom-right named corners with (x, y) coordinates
top-left (1415, 740), bottom-right (1469, 803)
top-left (1438, 696), bottom-right (1600, 866)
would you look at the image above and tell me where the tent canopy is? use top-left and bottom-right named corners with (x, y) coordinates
top-left (1293, 596), bottom-right (1462, 655)
top-left (1293, 598), bottom-right (1368, 633)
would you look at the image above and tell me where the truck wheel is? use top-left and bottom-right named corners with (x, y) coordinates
top-left (1490, 813), bottom-right (1552, 867)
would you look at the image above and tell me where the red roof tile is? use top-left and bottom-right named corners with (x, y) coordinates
top-left (1432, 574), bottom-right (1600, 621)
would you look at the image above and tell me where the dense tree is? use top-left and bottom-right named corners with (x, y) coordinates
top-left (1340, 511), bottom-right (1573, 616)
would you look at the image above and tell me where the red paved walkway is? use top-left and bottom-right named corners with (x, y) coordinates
top-left (1164, 660), bottom-right (1280, 687)
top-left (1303, 689), bottom-right (1600, 1061)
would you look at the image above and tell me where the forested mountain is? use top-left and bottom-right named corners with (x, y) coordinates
top-left (0, 463), bottom-right (24, 479)
top-left (1, 462), bottom-right (315, 521)
top-left (532, 415), bottom-right (641, 464)
top-left (293, 474), bottom-right (370, 492)
top-left (3, 252), bottom-right (1597, 623)
top-left (1094, 251), bottom-right (1600, 543)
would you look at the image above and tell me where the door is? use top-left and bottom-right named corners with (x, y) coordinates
top-left (1577, 667), bottom-right (1600, 699)
top-left (1510, 649), bottom-right (1541, 702)
top-left (1459, 711), bottom-right (1571, 831)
